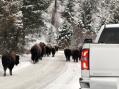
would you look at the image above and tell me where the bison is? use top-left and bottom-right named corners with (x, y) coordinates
top-left (51, 47), bottom-right (56, 57)
top-left (30, 44), bottom-right (42, 63)
top-left (39, 42), bottom-right (46, 58)
top-left (79, 46), bottom-right (82, 60)
top-left (71, 49), bottom-right (80, 62)
top-left (1, 51), bottom-right (20, 76)
top-left (54, 45), bottom-right (59, 52)
top-left (64, 48), bottom-right (72, 61)
top-left (45, 45), bottom-right (52, 57)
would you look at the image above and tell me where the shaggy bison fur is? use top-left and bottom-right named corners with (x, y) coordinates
top-left (30, 44), bottom-right (42, 63)
top-left (39, 42), bottom-right (46, 58)
top-left (45, 45), bottom-right (52, 56)
top-left (54, 45), bottom-right (59, 52)
top-left (1, 51), bottom-right (20, 76)
top-left (71, 49), bottom-right (80, 62)
top-left (64, 48), bottom-right (72, 61)
top-left (51, 47), bottom-right (56, 57)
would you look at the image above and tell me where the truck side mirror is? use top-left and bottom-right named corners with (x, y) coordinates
top-left (84, 39), bottom-right (92, 43)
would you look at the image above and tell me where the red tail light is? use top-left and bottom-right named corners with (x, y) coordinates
top-left (81, 49), bottom-right (89, 70)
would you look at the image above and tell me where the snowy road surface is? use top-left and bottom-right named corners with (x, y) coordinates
top-left (0, 51), bottom-right (81, 89)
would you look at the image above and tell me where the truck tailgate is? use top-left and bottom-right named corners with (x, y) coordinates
top-left (90, 44), bottom-right (119, 77)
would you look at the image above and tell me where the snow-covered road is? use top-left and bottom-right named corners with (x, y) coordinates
top-left (0, 51), bottom-right (81, 89)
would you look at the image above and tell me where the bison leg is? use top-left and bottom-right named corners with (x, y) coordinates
top-left (31, 55), bottom-right (35, 62)
top-left (9, 67), bottom-right (14, 76)
top-left (39, 56), bottom-right (42, 60)
top-left (31, 55), bottom-right (37, 63)
top-left (66, 56), bottom-right (68, 61)
top-left (10, 69), bottom-right (12, 75)
top-left (33, 56), bottom-right (39, 64)
top-left (66, 56), bottom-right (70, 61)
top-left (68, 56), bottom-right (70, 61)
top-left (76, 58), bottom-right (78, 62)
top-left (9, 66), bottom-right (14, 76)
top-left (73, 58), bottom-right (76, 62)
top-left (3, 67), bottom-right (7, 76)
top-left (52, 54), bottom-right (54, 57)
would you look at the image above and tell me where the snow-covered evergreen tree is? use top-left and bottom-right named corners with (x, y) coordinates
top-left (22, 0), bottom-right (54, 48)
top-left (1, 0), bottom-right (119, 53)
top-left (57, 21), bottom-right (72, 48)
top-left (108, 0), bottom-right (119, 23)
top-left (0, 0), bottom-right (24, 53)
top-left (22, 0), bottom-right (51, 34)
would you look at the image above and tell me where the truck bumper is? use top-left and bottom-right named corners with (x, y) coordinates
top-left (79, 78), bottom-right (90, 89)
top-left (79, 77), bottom-right (117, 89)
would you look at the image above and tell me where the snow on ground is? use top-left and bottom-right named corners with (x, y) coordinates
top-left (44, 62), bottom-right (81, 89)
top-left (0, 51), bottom-right (81, 89)
top-left (13, 54), bottom-right (31, 72)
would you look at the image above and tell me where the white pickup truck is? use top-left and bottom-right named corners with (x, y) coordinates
top-left (79, 24), bottom-right (119, 89)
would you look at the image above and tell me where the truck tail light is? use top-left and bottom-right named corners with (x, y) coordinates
top-left (81, 49), bottom-right (89, 70)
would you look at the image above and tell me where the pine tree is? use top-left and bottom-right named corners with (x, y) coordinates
top-left (57, 21), bottom-right (72, 48)
top-left (80, 0), bottom-right (92, 32)
top-left (109, 0), bottom-right (119, 23)
top-left (22, 0), bottom-right (51, 34)
top-left (0, 0), bottom-right (24, 53)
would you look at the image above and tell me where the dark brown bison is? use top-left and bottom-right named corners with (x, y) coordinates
top-left (39, 42), bottom-right (46, 59)
top-left (30, 44), bottom-right (42, 63)
top-left (64, 48), bottom-right (72, 61)
top-left (51, 46), bottom-right (56, 57)
top-left (54, 45), bottom-right (59, 52)
top-left (79, 46), bottom-right (82, 60)
top-left (1, 51), bottom-right (20, 76)
top-left (45, 45), bottom-right (52, 57)
top-left (71, 49), bottom-right (80, 62)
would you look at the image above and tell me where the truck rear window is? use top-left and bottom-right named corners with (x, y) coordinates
top-left (98, 27), bottom-right (119, 43)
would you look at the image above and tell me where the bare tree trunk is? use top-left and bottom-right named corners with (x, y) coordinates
top-left (51, 0), bottom-right (57, 26)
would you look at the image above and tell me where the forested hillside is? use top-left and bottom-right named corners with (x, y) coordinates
top-left (0, 0), bottom-right (119, 53)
